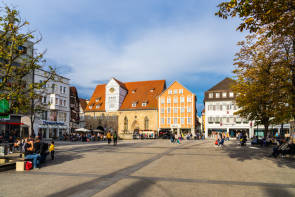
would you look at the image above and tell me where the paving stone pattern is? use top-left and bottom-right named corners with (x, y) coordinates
top-left (0, 140), bottom-right (295, 197)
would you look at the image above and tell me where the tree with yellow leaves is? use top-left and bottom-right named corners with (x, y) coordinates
top-left (0, 6), bottom-right (56, 135)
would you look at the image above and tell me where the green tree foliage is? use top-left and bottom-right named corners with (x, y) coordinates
top-left (233, 29), bottom-right (293, 136)
top-left (0, 6), bottom-right (56, 134)
top-left (216, 0), bottom-right (295, 126)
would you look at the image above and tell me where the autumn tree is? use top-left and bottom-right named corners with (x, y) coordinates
top-left (0, 6), bottom-right (56, 135)
top-left (216, 0), bottom-right (295, 124)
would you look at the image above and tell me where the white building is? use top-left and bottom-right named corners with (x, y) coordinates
top-left (204, 78), bottom-right (253, 138)
top-left (21, 69), bottom-right (70, 139)
top-left (78, 98), bottom-right (89, 129)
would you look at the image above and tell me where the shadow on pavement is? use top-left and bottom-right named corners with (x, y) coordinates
top-left (264, 187), bottom-right (295, 197)
top-left (40, 152), bottom-right (84, 168)
top-left (220, 140), bottom-right (295, 169)
top-left (110, 178), bottom-right (172, 197)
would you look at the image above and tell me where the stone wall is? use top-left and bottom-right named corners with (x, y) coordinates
top-left (85, 109), bottom-right (158, 139)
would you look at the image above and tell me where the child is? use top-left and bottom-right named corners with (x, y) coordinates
top-left (49, 141), bottom-right (55, 160)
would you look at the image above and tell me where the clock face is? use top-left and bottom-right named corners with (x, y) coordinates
top-left (109, 88), bottom-right (115, 93)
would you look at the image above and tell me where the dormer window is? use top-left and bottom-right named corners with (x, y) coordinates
top-left (216, 93), bottom-right (220, 98)
top-left (150, 88), bottom-right (155, 92)
top-left (132, 90), bottom-right (136, 94)
top-left (95, 97), bottom-right (101, 102)
top-left (96, 104), bottom-right (101, 109)
top-left (142, 100), bottom-right (148, 107)
top-left (132, 102), bottom-right (137, 107)
top-left (209, 93), bottom-right (213, 98)
top-left (89, 105), bottom-right (93, 109)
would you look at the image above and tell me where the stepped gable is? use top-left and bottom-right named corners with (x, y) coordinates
top-left (120, 80), bottom-right (166, 110)
top-left (208, 77), bottom-right (235, 91)
top-left (86, 84), bottom-right (106, 111)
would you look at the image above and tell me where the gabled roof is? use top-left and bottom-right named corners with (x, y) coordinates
top-left (208, 77), bottom-right (235, 91)
top-left (158, 81), bottom-right (194, 97)
top-left (120, 80), bottom-right (166, 110)
top-left (79, 98), bottom-right (88, 111)
top-left (86, 84), bottom-right (106, 111)
top-left (113, 78), bottom-right (127, 90)
top-left (85, 79), bottom-right (166, 112)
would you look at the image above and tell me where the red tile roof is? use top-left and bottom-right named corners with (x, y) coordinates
top-left (86, 79), bottom-right (166, 112)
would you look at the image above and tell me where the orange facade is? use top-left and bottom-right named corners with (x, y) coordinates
top-left (158, 81), bottom-right (196, 130)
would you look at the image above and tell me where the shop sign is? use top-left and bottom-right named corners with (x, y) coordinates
top-left (0, 99), bottom-right (10, 120)
top-left (42, 120), bottom-right (64, 126)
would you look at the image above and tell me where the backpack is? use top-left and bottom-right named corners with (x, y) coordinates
top-left (25, 161), bottom-right (33, 170)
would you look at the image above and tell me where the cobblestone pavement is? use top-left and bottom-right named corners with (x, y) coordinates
top-left (1, 139), bottom-right (295, 197)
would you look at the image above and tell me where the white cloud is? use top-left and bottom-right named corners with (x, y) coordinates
top-left (42, 18), bottom-right (242, 90)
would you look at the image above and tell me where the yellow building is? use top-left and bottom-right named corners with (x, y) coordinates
top-left (158, 81), bottom-right (196, 136)
top-left (85, 78), bottom-right (166, 139)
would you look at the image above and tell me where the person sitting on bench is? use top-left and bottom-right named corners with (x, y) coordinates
top-left (24, 139), bottom-right (40, 169)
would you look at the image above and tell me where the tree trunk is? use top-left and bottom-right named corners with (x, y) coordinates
top-left (264, 124), bottom-right (269, 139)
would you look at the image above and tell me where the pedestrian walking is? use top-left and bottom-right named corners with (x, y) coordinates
top-left (49, 141), bottom-right (55, 160)
top-left (107, 131), bottom-right (112, 144)
top-left (113, 132), bottom-right (118, 146)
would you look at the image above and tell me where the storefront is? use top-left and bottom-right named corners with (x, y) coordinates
top-left (38, 120), bottom-right (68, 139)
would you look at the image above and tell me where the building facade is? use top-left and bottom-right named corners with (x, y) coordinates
top-left (21, 69), bottom-right (70, 139)
top-left (70, 87), bottom-right (80, 132)
top-left (79, 98), bottom-right (88, 129)
top-left (204, 78), bottom-right (252, 138)
top-left (158, 81), bottom-right (196, 136)
top-left (85, 78), bottom-right (166, 139)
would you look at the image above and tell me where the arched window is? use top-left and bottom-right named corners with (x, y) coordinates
top-left (124, 116), bottom-right (128, 131)
top-left (144, 117), bottom-right (149, 130)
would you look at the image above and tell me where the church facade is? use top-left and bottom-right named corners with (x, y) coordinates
top-left (84, 78), bottom-right (166, 139)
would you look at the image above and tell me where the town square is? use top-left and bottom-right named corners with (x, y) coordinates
top-left (0, 0), bottom-right (295, 197)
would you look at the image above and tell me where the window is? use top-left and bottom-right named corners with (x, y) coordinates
top-left (179, 89), bottom-right (183, 94)
top-left (132, 90), bottom-right (136, 93)
top-left (95, 98), bottom-right (100, 102)
top-left (215, 117), bottom-right (220, 123)
top-left (226, 117), bottom-right (229, 123)
top-left (161, 98), bottom-right (165, 104)
top-left (124, 117), bottom-right (128, 131)
top-left (167, 118), bottom-right (171, 124)
top-left (180, 107), bottom-right (185, 113)
top-left (160, 108), bottom-right (164, 114)
top-left (187, 107), bottom-right (191, 112)
top-left (187, 96), bottom-right (192, 102)
top-left (168, 90), bottom-right (172, 94)
top-left (63, 87), bottom-right (66, 93)
top-left (161, 118), bottom-right (164, 124)
top-left (208, 117), bottom-right (213, 123)
top-left (180, 97), bottom-right (184, 103)
top-left (173, 97), bottom-right (178, 103)
top-left (229, 92), bottom-right (234, 97)
top-left (96, 104), bottom-right (100, 109)
top-left (60, 99), bottom-right (62, 105)
top-left (150, 88), bottom-right (154, 92)
top-left (181, 118), bottom-right (184, 124)
top-left (142, 102), bottom-right (147, 107)
top-left (41, 111), bottom-right (47, 120)
top-left (187, 117), bottom-right (192, 124)
top-left (132, 102), bottom-right (137, 107)
top-left (173, 118), bottom-right (178, 124)
top-left (174, 107), bottom-right (178, 113)
top-left (174, 89), bottom-right (178, 94)
top-left (60, 86), bottom-right (63, 93)
top-left (64, 100), bottom-right (66, 106)
top-left (56, 98), bottom-right (58, 105)
top-left (144, 117), bottom-right (149, 130)
top-left (167, 108), bottom-right (171, 113)
top-left (213, 105), bottom-right (216, 111)
top-left (222, 92), bottom-right (227, 98)
top-left (51, 84), bottom-right (56, 93)
top-left (43, 96), bottom-right (47, 104)
top-left (209, 93), bottom-right (213, 98)
top-left (167, 97), bottom-right (171, 104)
top-left (216, 93), bottom-right (220, 98)
top-left (89, 105), bottom-right (92, 109)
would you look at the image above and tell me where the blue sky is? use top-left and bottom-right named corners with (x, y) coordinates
top-left (5, 0), bottom-right (245, 115)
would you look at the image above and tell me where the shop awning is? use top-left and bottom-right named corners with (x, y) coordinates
top-left (0, 122), bottom-right (24, 125)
